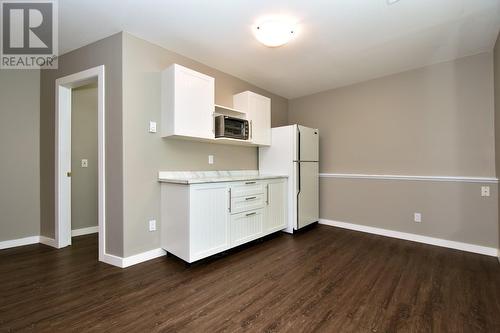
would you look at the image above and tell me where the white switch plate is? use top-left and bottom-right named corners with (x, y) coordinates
top-left (208, 155), bottom-right (214, 164)
top-left (481, 186), bottom-right (490, 197)
top-left (149, 121), bottom-right (157, 133)
top-left (149, 219), bottom-right (156, 232)
top-left (414, 213), bottom-right (422, 223)
top-left (81, 159), bottom-right (88, 168)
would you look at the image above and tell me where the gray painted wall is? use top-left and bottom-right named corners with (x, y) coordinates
top-left (71, 83), bottom-right (98, 231)
top-left (0, 70), bottom-right (40, 241)
top-left (122, 33), bottom-right (289, 256)
top-left (40, 33), bottom-right (123, 256)
top-left (289, 52), bottom-right (498, 248)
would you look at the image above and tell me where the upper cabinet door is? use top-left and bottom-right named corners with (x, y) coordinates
top-left (161, 64), bottom-right (215, 139)
top-left (233, 91), bottom-right (271, 146)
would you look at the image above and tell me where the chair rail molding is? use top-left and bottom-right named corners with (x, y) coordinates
top-left (319, 173), bottom-right (498, 183)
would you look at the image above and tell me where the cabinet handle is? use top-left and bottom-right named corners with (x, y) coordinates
top-left (245, 196), bottom-right (257, 201)
top-left (246, 212), bottom-right (257, 217)
top-left (250, 120), bottom-right (253, 140)
top-left (228, 188), bottom-right (232, 212)
top-left (266, 184), bottom-right (269, 205)
top-left (245, 181), bottom-right (256, 185)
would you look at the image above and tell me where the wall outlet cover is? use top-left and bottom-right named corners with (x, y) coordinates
top-left (481, 186), bottom-right (490, 197)
top-left (81, 159), bottom-right (88, 168)
top-left (149, 219), bottom-right (156, 232)
top-left (208, 155), bottom-right (214, 164)
top-left (414, 213), bottom-right (422, 223)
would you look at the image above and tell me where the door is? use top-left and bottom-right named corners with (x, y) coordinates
top-left (297, 125), bottom-right (319, 162)
top-left (265, 180), bottom-right (287, 233)
top-left (175, 64), bottom-right (215, 139)
top-left (297, 162), bottom-right (319, 229)
top-left (190, 184), bottom-right (230, 260)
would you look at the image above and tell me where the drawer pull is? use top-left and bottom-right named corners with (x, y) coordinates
top-left (245, 196), bottom-right (257, 201)
top-left (246, 212), bottom-right (257, 217)
top-left (245, 181), bottom-right (256, 185)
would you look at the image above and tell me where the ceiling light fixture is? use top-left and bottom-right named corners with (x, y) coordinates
top-left (254, 17), bottom-right (297, 47)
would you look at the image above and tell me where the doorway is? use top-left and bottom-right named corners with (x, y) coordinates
top-left (55, 65), bottom-right (105, 262)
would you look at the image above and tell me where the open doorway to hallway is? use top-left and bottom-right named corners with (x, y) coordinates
top-left (70, 83), bottom-right (99, 240)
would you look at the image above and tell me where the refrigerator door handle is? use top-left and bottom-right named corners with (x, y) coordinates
top-left (297, 126), bottom-right (301, 162)
top-left (297, 163), bottom-right (301, 194)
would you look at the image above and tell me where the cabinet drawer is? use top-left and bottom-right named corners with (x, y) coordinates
top-left (230, 193), bottom-right (266, 214)
top-left (230, 209), bottom-right (264, 247)
top-left (230, 181), bottom-right (265, 198)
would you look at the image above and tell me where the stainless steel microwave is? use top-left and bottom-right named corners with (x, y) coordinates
top-left (214, 115), bottom-right (249, 140)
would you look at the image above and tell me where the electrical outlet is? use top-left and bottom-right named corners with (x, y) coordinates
top-left (481, 186), bottom-right (490, 197)
top-left (148, 220), bottom-right (156, 232)
top-left (81, 159), bottom-right (88, 168)
top-left (414, 213), bottom-right (422, 223)
top-left (208, 155), bottom-right (214, 165)
top-left (149, 121), bottom-right (157, 133)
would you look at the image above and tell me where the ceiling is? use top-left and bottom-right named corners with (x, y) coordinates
top-left (60, 0), bottom-right (500, 99)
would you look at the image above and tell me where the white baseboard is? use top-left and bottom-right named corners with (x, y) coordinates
top-left (72, 226), bottom-right (98, 237)
top-left (39, 236), bottom-right (58, 248)
top-left (319, 219), bottom-right (498, 257)
top-left (0, 236), bottom-right (40, 250)
top-left (100, 252), bottom-right (125, 268)
top-left (122, 248), bottom-right (167, 268)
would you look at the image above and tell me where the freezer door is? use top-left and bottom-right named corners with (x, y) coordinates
top-left (297, 125), bottom-right (319, 162)
top-left (297, 162), bottom-right (319, 229)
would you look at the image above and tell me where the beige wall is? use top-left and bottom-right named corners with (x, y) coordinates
top-left (289, 52), bottom-right (498, 248)
top-left (289, 52), bottom-right (495, 176)
top-left (0, 70), bottom-right (40, 241)
top-left (71, 84), bottom-right (98, 230)
top-left (122, 33), bottom-right (288, 256)
top-left (40, 33), bottom-right (123, 256)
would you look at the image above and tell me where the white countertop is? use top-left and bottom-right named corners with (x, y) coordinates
top-left (158, 170), bottom-right (287, 184)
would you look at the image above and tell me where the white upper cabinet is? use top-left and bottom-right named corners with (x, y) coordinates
top-left (233, 91), bottom-right (271, 146)
top-left (161, 64), bottom-right (215, 139)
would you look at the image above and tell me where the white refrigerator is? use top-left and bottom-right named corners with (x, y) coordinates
top-left (259, 125), bottom-right (319, 233)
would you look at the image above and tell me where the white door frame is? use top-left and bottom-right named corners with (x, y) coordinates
top-left (55, 65), bottom-right (105, 262)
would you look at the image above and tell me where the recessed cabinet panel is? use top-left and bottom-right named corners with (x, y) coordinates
top-left (230, 209), bottom-right (264, 247)
top-left (161, 64), bottom-right (215, 139)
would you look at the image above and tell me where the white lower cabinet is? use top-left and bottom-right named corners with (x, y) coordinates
top-left (264, 180), bottom-right (287, 234)
top-left (161, 178), bottom-right (287, 263)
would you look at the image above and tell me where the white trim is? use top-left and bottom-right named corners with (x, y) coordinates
top-left (99, 248), bottom-right (167, 269)
top-left (0, 236), bottom-right (40, 250)
top-left (319, 219), bottom-right (498, 257)
top-left (319, 173), bottom-right (498, 183)
top-left (55, 65), bottom-right (106, 263)
top-left (122, 248), bottom-right (167, 268)
top-left (39, 236), bottom-right (58, 248)
top-left (71, 226), bottom-right (99, 237)
top-left (100, 253), bottom-right (124, 268)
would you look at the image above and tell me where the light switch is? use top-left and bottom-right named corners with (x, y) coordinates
top-left (149, 121), bottom-right (157, 133)
top-left (208, 155), bottom-right (214, 164)
top-left (149, 219), bottom-right (156, 232)
top-left (81, 159), bottom-right (88, 168)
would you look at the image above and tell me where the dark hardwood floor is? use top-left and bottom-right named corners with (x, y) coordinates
top-left (1, 225), bottom-right (499, 332)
